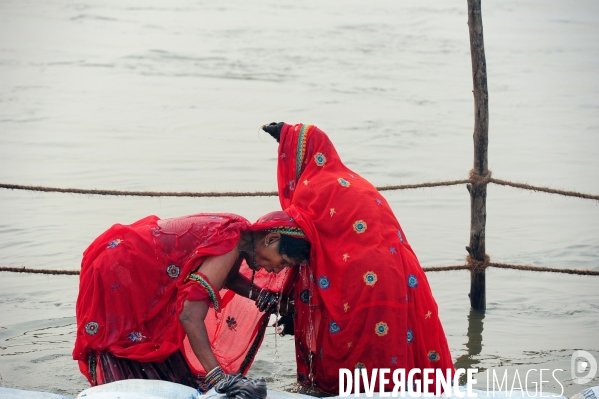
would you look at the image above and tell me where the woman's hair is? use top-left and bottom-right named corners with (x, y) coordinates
top-left (278, 234), bottom-right (311, 261)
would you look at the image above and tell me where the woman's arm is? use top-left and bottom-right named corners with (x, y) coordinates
top-left (226, 274), bottom-right (294, 315)
top-left (225, 272), bottom-right (255, 299)
top-left (179, 300), bottom-right (219, 372)
top-left (178, 247), bottom-right (240, 373)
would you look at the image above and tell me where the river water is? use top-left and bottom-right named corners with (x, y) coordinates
top-left (0, 0), bottom-right (598, 397)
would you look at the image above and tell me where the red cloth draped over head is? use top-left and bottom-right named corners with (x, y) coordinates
top-left (73, 212), bottom-right (298, 385)
top-left (249, 210), bottom-right (306, 238)
top-left (275, 123), bottom-right (454, 394)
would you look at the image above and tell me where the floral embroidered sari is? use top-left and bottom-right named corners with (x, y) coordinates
top-left (275, 124), bottom-right (454, 394)
top-left (73, 212), bottom-right (293, 386)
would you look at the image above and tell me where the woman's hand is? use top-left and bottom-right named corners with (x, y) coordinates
top-left (274, 314), bottom-right (294, 337)
top-left (255, 289), bottom-right (280, 312)
top-left (261, 122), bottom-right (284, 142)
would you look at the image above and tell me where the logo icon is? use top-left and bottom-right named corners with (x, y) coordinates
top-left (571, 350), bottom-right (597, 384)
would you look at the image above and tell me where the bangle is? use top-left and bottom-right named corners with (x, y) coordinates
top-left (205, 366), bottom-right (225, 389)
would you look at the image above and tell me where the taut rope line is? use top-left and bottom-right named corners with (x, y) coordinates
top-left (2, 177), bottom-right (598, 200)
top-left (2, 264), bottom-right (597, 276)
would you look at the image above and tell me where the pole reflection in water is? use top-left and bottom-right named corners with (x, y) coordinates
top-left (454, 309), bottom-right (485, 385)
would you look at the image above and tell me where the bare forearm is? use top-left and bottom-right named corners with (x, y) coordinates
top-left (180, 300), bottom-right (219, 372)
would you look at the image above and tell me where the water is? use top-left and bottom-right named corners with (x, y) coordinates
top-left (1, 0), bottom-right (598, 396)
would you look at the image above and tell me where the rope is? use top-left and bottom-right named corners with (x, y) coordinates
top-left (421, 262), bottom-right (599, 276)
top-left (487, 262), bottom-right (599, 276)
top-left (2, 177), bottom-right (597, 200)
top-left (0, 183), bottom-right (278, 198)
top-left (376, 179), bottom-right (470, 191)
top-left (0, 266), bottom-right (80, 275)
top-left (2, 264), bottom-right (597, 276)
top-left (489, 178), bottom-right (599, 201)
top-left (466, 254), bottom-right (491, 273)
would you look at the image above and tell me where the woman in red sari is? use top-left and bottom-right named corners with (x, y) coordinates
top-left (73, 211), bottom-right (309, 395)
top-left (262, 123), bottom-right (454, 395)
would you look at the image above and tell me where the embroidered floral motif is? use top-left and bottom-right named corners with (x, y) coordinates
top-left (186, 273), bottom-right (220, 311)
top-left (289, 179), bottom-right (295, 191)
top-left (151, 228), bottom-right (161, 236)
top-left (391, 356), bottom-right (397, 365)
top-left (363, 271), bottom-right (377, 286)
top-left (428, 350), bottom-right (440, 362)
top-left (425, 311), bottom-right (432, 319)
top-left (407, 328), bottom-right (414, 344)
top-left (318, 276), bottom-right (330, 289)
top-left (353, 220), bottom-right (367, 234)
top-left (85, 322), bottom-right (99, 335)
top-left (314, 152), bottom-right (326, 166)
top-left (408, 274), bottom-right (418, 288)
top-left (344, 302), bottom-right (350, 312)
top-left (347, 342), bottom-right (353, 348)
top-left (107, 239), bottom-right (123, 249)
top-left (338, 178), bottom-right (351, 187)
top-left (343, 253), bottom-right (350, 262)
top-left (398, 229), bottom-right (404, 243)
top-left (128, 331), bottom-right (145, 343)
top-left (166, 264), bottom-right (180, 278)
top-left (375, 321), bottom-right (389, 336)
top-left (110, 282), bottom-right (120, 290)
top-left (390, 247), bottom-right (397, 254)
top-left (376, 198), bottom-right (382, 205)
top-left (330, 208), bottom-right (336, 217)
top-left (266, 226), bottom-right (306, 238)
top-left (349, 174), bottom-right (355, 178)
top-left (329, 321), bottom-right (341, 334)
top-left (300, 289), bottom-right (311, 303)
top-left (355, 362), bottom-right (366, 371)
top-left (226, 316), bottom-right (238, 331)
top-left (303, 179), bottom-right (309, 186)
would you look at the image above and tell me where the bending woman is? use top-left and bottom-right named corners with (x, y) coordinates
top-left (262, 123), bottom-right (454, 394)
top-left (73, 211), bottom-right (310, 393)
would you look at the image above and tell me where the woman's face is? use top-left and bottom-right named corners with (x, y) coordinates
top-left (254, 233), bottom-right (300, 274)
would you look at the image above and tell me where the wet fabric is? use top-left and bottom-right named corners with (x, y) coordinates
top-left (275, 123), bottom-right (454, 394)
top-left (73, 213), bottom-right (276, 385)
top-left (215, 374), bottom-right (267, 399)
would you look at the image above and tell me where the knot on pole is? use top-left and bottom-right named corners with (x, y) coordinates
top-left (467, 254), bottom-right (490, 273)
top-left (469, 169), bottom-right (492, 186)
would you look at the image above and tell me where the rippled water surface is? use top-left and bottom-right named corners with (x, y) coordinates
top-left (1, 0), bottom-right (598, 397)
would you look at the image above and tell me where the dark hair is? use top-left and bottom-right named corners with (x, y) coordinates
top-left (278, 234), bottom-right (311, 261)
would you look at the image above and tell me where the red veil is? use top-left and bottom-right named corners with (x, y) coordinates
top-left (275, 124), bottom-right (454, 394)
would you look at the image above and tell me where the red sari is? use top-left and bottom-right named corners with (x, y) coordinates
top-left (73, 213), bottom-right (288, 386)
top-left (276, 124), bottom-right (454, 394)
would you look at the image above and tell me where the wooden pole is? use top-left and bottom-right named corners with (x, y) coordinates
top-left (466, 0), bottom-right (489, 311)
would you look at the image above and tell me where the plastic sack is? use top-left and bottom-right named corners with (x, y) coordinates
top-left (77, 380), bottom-right (201, 399)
